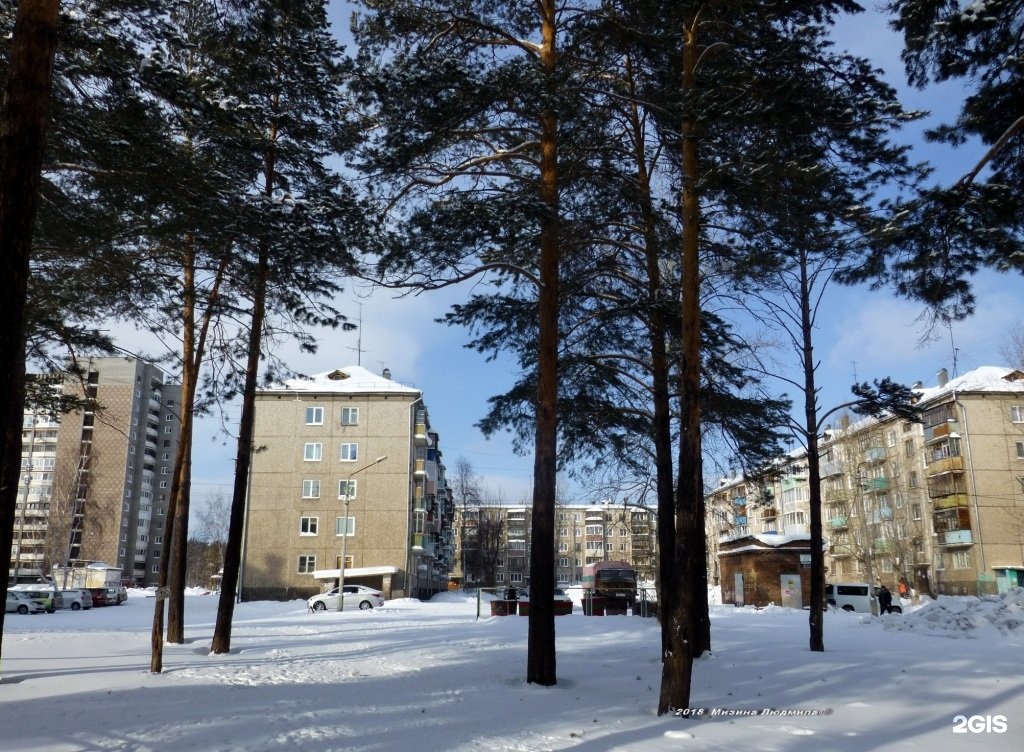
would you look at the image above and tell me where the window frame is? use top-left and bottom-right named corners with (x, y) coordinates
top-left (340, 406), bottom-right (359, 426)
top-left (300, 516), bottom-right (319, 536)
top-left (338, 479), bottom-right (358, 499)
top-left (302, 479), bottom-right (321, 499)
top-left (339, 443), bottom-right (359, 462)
top-left (304, 442), bottom-right (323, 462)
top-left (335, 516), bottom-right (356, 536)
top-left (297, 555), bottom-right (317, 574)
top-left (305, 406), bottom-right (325, 425)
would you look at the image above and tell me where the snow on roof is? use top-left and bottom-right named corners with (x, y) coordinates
top-left (914, 366), bottom-right (1024, 405)
top-left (263, 365), bottom-right (420, 396)
top-left (720, 533), bottom-right (811, 554)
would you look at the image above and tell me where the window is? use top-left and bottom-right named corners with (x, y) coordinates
top-left (338, 479), bottom-right (357, 499)
top-left (558, 557), bottom-right (569, 567)
top-left (1017, 442), bottom-right (1024, 460)
top-left (904, 439), bottom-right (915, 458)
top-left (341, 407), bottom-right (359, 426)
top-left (336, 517), bottom-right (355, 536)
top-left (887, 430), bottom-right (896, 447)
top-left (510, 572), bottom-right (523, 583)
top-left (496, 573), bottom-right (505, 583)
top-left (159, 481), bottom-right (168, 489)
top-left (164, 425), bottom-right (173, 434)
top-left (152, 564), bottom-right (160, 573)
top-left (558, 528), bottom-right (567, 537)
top-left (297, 555), bottom-right (316, 574)
top-left (160, 467), bottom-right (169, 475)
top-left (909, 470), bottom-right (918, 488)
top-left (304, 442), bottom-right (323, 461)
top-left (306, 406), bottom-right (324, 425)
top-left (339, 443), bottom-right (359, 462)
top-left (558, 542), bottom-right (568, 552)
top-left (154, 536), bottom-right (162, 545)
top-left (952, 551), bottom-right (971, 570)
top-left (1011, 406), bottom-right (1024, 423)
top-left (300, 516), bottom-right (318, 536)
top-left (558, 573), bottom-right (570, 584)
top-left (302, 479), bottom-right (320, 499)
top-left (165, 413), bottom-right (173, 421)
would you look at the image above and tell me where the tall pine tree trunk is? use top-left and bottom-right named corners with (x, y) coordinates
top-left (623, 56), bottom-right (675, 654)
top-left (659, 15), bottom-right (702, 715)
top-left (799, 251), bottom-right (826, 652)
top-left (526, 0), bottom-right (559, 688)
top-left (0, 0), bottom-right (59, 647)
top-left (210, 245), bottom-right (266, 653)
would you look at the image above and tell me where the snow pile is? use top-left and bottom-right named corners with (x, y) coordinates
top-left (884, 588), bottom-right (1024, 640)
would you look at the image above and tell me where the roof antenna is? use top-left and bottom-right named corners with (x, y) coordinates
top-left (346, 303), bottom-right (364, 366)
top-left (948, 321), bottom-right (959, 377)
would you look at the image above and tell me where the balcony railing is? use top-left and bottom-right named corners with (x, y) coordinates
top-left (933, 494), bottom-right (970, 510)
top-left (926, 455), bottom-right (964, 473)
top-left (827, 516), bottom-right (849, 529)
top-left (938, 529), bottom-right (973, 546)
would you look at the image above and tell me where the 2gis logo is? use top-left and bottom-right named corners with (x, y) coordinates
top-left (953, 715), bottom-right (1008, 733)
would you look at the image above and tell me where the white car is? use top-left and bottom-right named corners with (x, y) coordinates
top-left (6, 591), bottom-right (46, 614)
top-left (308, 585), bottom-right (384, 612)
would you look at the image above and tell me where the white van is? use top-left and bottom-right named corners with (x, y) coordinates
top-left (825, 582), bottom-right (902, 614)
top-left (60, 589), bottom-right (93, 610)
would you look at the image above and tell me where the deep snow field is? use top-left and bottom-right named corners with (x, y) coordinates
top-left (1, 587), bottom-right (1021, 751)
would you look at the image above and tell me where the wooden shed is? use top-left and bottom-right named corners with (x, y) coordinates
top-left (719, 534), bottom-right (812, 608)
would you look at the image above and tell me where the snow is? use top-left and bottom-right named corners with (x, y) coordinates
top-left (2, 588), bottom-right (1023, 751)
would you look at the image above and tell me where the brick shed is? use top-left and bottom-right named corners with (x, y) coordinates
top-left (719, 534), bottom-right (812, 608)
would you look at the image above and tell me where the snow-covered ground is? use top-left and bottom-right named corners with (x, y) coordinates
top-left (1, 588), bottom-right (1022, 751)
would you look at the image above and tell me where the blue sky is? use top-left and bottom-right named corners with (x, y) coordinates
top-left (175, 3), bottom-right (1018, 513)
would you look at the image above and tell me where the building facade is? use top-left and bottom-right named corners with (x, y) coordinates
top-left (14, 356), bottom-right (181, 586)
top-left (707, 366), bottom-right (1024, 598)
top-left (453, 501), bottom-right (657, 588)
top-left (240, 366), bottom-right (455, 601)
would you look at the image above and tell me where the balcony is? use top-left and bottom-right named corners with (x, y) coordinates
top-left (828, 516), bottom-right (849, 529)
top-left (924, 420), bottom-right (959, 444)
top-left (864, 446), bottom-right (887, 463)
top-left (413, 458), bottom-right (426, 479)
top-left (762, 507), bottom-right (778, 519)
top-left (873, 539), bottom-right (891, 553)
top-left (938, 529), bottom-right (973, 546)
top-left (927, 455), bottom-right (964, 474)
top-left (865, 477), bottom-right (890, 492)
top-left (413, 421), bottom-right (428, 447)
top-left (819, 459), bottom-right (844, 477)
top-left (933, 494), bottom-right (970, 510)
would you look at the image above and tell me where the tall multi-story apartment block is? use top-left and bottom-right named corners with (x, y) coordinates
top-left (240, 366), bottom-right (455, 601)
top-left (454, 501), bottom-right (657, 588)
top-left (14, 356), bottom-right (181, 586)
top-left (706, 366), bottom-right (1024, 597)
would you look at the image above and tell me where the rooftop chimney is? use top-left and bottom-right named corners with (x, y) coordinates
top-left (937, 368), bottom-right (949, 388)
top-left (382, 367), bottom-right (391, 380)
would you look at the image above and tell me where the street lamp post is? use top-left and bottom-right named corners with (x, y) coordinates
top-left (336, 454), bottom-right (388, 612)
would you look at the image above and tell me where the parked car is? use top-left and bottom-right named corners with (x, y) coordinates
top-left (60, 588), bottom-right (93, 610)
top-left (6, 591), bottom-right (45, 614)
top-left (826, 582), bottom-right (903, 614)
top-left (87, 587), bottom-right (116, 606)
top-left (308, 584), bottom-right (384, 611)
top-left (553, 588), bottom-right (572, 603)
top-left (10, 585), bottom-right (64, 613)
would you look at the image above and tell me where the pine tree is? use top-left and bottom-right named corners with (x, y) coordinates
top-left (852, 1), bottom-right (1024, 318)
top-left (208, 0), bottom-right (363, 655)
top-left (0, 0), bottom-right (60, 649)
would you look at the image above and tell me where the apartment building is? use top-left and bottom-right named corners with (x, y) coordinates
top-left (240, 366), bottom-right (455, 601)
top-left (707, 366), bottom-right (1024, 597)
top-left (14, 356), bottom-right (181, 586)
top-left (454, 501), bottom-right (657, 588)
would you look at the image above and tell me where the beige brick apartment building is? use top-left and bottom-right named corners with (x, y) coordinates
top-left (239, 366), bottom-right (455, 601)
top-left (453, 501), bottom-right (657, 589)
top-left (707, 366), bottom-right (1024, 597)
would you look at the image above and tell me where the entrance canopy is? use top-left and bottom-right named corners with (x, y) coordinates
top-left (312, 565), bottom-right (399, 582)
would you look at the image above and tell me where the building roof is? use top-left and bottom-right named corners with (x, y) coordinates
top-left (914, 366), bottom-right (1024, 405)
top-left (263, 365), bottom-right (420, 396)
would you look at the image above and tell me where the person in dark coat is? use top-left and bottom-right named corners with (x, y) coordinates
top-left (877, 584), bottom-right (893, 614)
